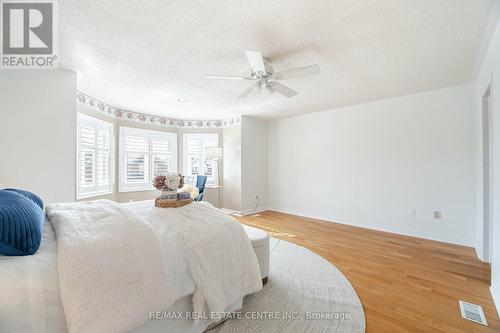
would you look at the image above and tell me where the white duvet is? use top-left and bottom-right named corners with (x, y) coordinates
top-left (0, 200), bottom-right (262, 333)
top-left (0, 221), bottom-right (67, 333)
top-left (127, 201), bottom-right (263, 322)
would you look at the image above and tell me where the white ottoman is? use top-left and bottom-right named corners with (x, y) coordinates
top-left (243, 225), bottom-right (270, 285)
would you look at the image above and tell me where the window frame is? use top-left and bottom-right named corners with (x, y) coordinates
top-left (76, 114), bottom-right (114, 200)
top-left (119, 126), bottom-right (177, 193)
top-left (183, 133), bottom-right (219, 186)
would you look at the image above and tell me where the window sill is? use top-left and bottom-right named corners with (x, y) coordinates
top-left (77, 190), bottom-right (113, 200)
top-left (118, 186), bottom-right (156, 193)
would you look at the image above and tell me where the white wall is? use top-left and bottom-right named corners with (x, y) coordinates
top-left (241, 116), bottom-right (268, 215)
top-left (475, 1), bottom-right (500, 315)
top-left (0, 70), bottom-right (77, 204)
top-left (222, 125), bottom-right (241, 211)
top-left (268, 84), bottom-right (476, 246)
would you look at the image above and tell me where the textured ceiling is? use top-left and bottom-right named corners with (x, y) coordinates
top-left (60, 0), bottom-right (493, 119)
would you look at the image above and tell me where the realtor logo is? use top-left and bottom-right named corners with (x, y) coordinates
top-left (1, 0), bottom-right (58, 69)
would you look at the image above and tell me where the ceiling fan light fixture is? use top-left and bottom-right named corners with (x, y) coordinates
top-left (205, 50), bottom-right (320, 99)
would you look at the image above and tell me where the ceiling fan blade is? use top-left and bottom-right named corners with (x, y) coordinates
top-left (237, 81), bottom-right (261, 98)
top-left (270, 82), bottom-right (298, 98)
top-left (244, 50), bottom-right (266, 74)
top-left (271, 64), bottom-right (320, 80)
top-left (205, 75), bottom-right (249, 80)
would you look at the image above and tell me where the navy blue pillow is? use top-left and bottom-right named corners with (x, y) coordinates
top-left (4, 188), bottom-right (44, 209)
top-left (0, 190), bottom-right (44, 256)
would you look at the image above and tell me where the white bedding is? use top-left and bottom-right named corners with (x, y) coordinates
top-left (46, 200), bottom-right (176, 333)
top-left (126, 200), bottom-right (262, 325)
top-left (0, 200), bottom-right (258, 333)
top-left (0, 222), bottom-right (67, 333)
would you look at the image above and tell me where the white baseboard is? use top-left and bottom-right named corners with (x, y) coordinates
top-left (221, 207), bottom-right (268, 216)
top-left (267, 207), bottom-right (475, 247)
top-left (221, 208), bottom-right (241, 215)
top-left (475, 242), bottom-right (483, 261)
top-left (241, 206), bottom-right (268, 216)
top-left (491, 283), bottom-right (500, 318)
top-left (475, 242), bottom-right (494, 264)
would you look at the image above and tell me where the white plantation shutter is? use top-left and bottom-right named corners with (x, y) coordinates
top-left (119, 127), bottom-right (177, 192)
top-left (124, 135), bottom-right (149, 184)
top-left (183, 133), bottom-right (219, 185)
top-left (77, 114), bottom-right (114, 199)
top-left (152, 138), bottom-right (171, 177)
top-left (79, 125), bottom-right (95, 186)
top-left (96, 128), bottom-right (111, 185)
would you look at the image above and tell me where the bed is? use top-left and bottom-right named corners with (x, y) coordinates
top-left (0, 200), bottom-right (261, 333)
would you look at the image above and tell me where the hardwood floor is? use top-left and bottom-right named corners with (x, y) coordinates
top-left (236, 211), bottom-right (500, 333)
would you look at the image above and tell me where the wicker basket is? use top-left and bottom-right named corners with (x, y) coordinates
top-left (155, 197), bottom-right (193, 208)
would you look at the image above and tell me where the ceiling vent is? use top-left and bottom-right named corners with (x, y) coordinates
top-left (459, 300), bottom-right (487, 326)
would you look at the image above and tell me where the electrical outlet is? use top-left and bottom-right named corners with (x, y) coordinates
top-left (433, 211), bottom-right (442, 219)
top-left (410, 208), bottom-right (416, 217)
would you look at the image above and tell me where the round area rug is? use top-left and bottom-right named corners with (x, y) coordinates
top-left (208, 239), bottom-right (365, 333)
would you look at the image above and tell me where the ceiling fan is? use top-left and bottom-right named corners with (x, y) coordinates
top-left (206, 50), bottom-right (320, 98)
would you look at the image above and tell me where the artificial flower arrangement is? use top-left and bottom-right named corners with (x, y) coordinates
top-left (153, 172), bottom-right (182, 199)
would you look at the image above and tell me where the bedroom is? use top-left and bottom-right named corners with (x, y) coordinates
top-left (1, 1), bottom-right (500, 332)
